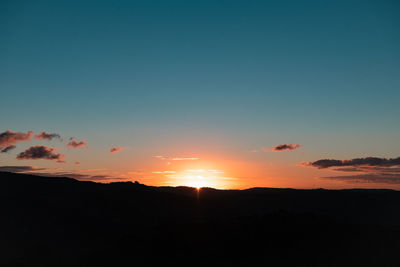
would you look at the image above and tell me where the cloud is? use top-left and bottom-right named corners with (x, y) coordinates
top-left (302, 156), bottom-right (400, 185)
top-left (34, 172), bottom-right (128, 182)
top-left (110, 146), bottom-right (124, 154)
top-left (172, 157), bottom-right (199, 161)
top-left (1, 145), bottom-right (16, 153)
top-left (0, 166), bottom-right (130, 183)
top-left (272, 144), bottom-right (301, 152)
top-left (35, 131), bottom-right (61, 140)
top-left (321, 173), bottom-right (400, 184)
top-left (0, 130), bottom-right (33, 149)
top-left (152, 171), bottom-right (177, 174)
top-left (67, 140), bottom-right (87, 149)
top-left (0, 165), bottom-right (49, 173)
top-left (17, 145), bottom-right (65, 162)
top-left (154, 156), bottom-right (200, 161)
top-left (303, 157), bottom-right (400, 169)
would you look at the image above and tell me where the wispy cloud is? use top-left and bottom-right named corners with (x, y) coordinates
top-left (67, 140), bottom-right (87, 149)
top-left (1, 145), bottom-right (16, 153)
top-left (0, 165), bottom-right (50, 173)
top-left (172, 157), bottom-right (199, 161)
top-left (321, 173), bottom-right (400, 184)
top-left (16, 145), bottom-right (65, 163)
top-left (35, 131), bottom-right (61, 141)
top-left (153, 155), bottom-right (200, 161)
top-left (153, 155), bottom-right (167, 160)
top-left (152, 170), bottom-right (176, 174)
top-left (0, 165), bottom-right (134, 183)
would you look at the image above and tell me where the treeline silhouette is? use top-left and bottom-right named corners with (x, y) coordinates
top-left (1, 171), bottom-right (400, 266)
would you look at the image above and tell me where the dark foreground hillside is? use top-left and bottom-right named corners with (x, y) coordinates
top-left (1, 171), bottom-right (400, 267)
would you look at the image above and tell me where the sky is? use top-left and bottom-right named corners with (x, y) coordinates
top-left (1, 0), bottom-right (400, 189)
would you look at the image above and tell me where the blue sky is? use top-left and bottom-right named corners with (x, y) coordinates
top-left (1, 0), bottom-right (400, 188)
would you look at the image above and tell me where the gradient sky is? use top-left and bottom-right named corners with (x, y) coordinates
top-left (1, 0), bottom-right (400, 189)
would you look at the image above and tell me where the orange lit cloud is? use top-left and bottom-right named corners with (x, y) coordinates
top-left (152, 171), bottom-right (176, 174)
top-left (67, 140), bottom-right (87, 149)
top-left (153, 155), bottom-right (200, 161)
top-left (0, 130), bottom-right (33, 149)
top-left (172, 157), bottom-right (199, 161)
top-left (110, 146), bottom-right (125, 154)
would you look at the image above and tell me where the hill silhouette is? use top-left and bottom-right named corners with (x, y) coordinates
top-left (1, 171), bottom-right (400, 266)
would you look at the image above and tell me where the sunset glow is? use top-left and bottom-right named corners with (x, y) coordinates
top-left (2, 2), bottom-right (400, 266)
top-left (1, 0), bottom-right (400, 190)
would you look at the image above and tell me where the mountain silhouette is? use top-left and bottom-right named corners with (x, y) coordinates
top-left (1, 171), bottom-right (400, 266)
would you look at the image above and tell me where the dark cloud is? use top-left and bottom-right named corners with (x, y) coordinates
top-left (67, 140), bottom-right (87, 148)
top-left (17, 145), bottom-right (65, 162)
top-left (272, 144), bottom-right (301, 152)
top-left (35, 132), bottom-right (61, 140)
top-left (303, 156), bottom-right (400, 185)
top-left (1, 145), bottom-right (16, 153)
top-left (0, 130), bottom-right (33, 149)
top-left (305, 157), bottom-right (400, 169)
top-left (0, 165), bottom-right (48, 173)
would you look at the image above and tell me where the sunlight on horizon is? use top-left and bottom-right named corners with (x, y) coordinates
top-left (158, 168), bottom-right (236, 189)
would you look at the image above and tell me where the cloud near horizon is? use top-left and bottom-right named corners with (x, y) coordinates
top-left (0, 130), bottom-right (33, 149)
top-left (302, 156), bottom-right (400, 184)
top-left (303, 157), bottom-right (400, 169)
top-left (1, 145), bottom-right (16, 153)
top-left (321, 173), bottom-right (400, 184)
top-left (17, 145), bottom-right (65, 163)
top-left (0, 166), bottom-right (127, 182)
top-left (67, 140), bottom-right (87, 149)
top-left (0, 165), bottom-right (50, 173)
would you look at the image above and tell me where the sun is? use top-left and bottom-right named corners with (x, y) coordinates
top-left (184, 175), bottom-right (209, 189)
top-left (154, 168), bottom-right (235, 189)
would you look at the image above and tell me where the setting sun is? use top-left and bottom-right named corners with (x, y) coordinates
top-left (182, 174), bottom-right (209, 189)
top-left (152, 167), bottom-right (236, 189)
